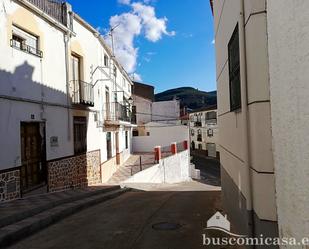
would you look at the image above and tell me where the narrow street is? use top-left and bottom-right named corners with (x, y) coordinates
top-left (191, 153), bottom-right (221, 187)
top-left (8, 184), bottom-right (222, 249)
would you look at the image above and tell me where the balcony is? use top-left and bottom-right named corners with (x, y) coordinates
top-left (104, 102), bottom-right (132, 125)
top-left (70, 80), bottom-right (94, 106)
top-left (26, 0), bottom-right (68, 27)
top-left (194, 121), bottom-right (202, 127)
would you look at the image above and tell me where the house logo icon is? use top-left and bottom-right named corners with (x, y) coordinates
top-left (205, 212), bottom-right (246, 237)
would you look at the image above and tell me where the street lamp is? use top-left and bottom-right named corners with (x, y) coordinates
top-left (128, 97), bottom-right (133, 105)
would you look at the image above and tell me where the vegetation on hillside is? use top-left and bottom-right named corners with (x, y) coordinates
top-left (155, 87), bottom-right (217, 110)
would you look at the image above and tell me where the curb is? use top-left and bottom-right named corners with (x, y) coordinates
top-left (0, 188), bottom-right (130, 248)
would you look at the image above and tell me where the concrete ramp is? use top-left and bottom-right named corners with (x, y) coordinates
top-left (123, 150), bottom-right (191, 184)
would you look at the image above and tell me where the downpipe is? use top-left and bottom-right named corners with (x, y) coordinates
top-left (64, 33), bottom-right (71, 140)
top-left (239, 0), bottom-right (254, 239)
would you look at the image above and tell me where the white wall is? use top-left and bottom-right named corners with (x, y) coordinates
top-left (132, 122), bottom-right (189, 152)
top-left (133, 94), bottom-right (152, 124)
top-left (124, 150), bottom-right (190, 184)
top-left (152, 100), bottom-right (180, 122)
top-left (267, 0), bottom-right (309, 241)
top-left (0, 1), bottom-right (134, 171)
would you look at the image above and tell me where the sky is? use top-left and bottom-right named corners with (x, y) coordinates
top-left (68, 0), bottom-right (216, 93)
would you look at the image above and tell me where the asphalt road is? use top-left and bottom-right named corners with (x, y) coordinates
top-left (191, 154), bottom-right (221, 187)
top-left (8, 189), bottom-right (223, 249)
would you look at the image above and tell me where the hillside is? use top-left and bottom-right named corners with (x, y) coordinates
top-left (155, 87), bottom-right (217, 110)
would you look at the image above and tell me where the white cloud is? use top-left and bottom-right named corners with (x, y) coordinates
top-left (211, 39), bottom-right (215, 44)
top-left (131, 73), bottom-right (142, 82)
top-left (106, 1), bottom-right (174, 77)
top-left (107, 13), bottom-right (142, 73)
top-left (132, 2), bottom-right (175, 42)
top-left (118, 0), bottom-right (131, 5)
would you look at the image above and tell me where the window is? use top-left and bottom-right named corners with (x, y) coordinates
top-left (207, 129), bottom-right (214, 137)
top-left (73, 117), bottom-right (87, 154)
top-left (114, 65), bottom-right (117, 78)
top-left (123, 77), bottom-right (126, 87)
top-left (104, 54), bottom-right (109, 67)
top-left (206, 111), bottom-right (217, 124)
top-left (197, 129), bottom-right (202, 141)
top-left (133, 130), bottom-right (139, 136)
top-left (128, 83), bottom-right (131, 93)
top-left (146, 132), bottom-right (150, 136)
top-left (125, 131), bottom-right (129, 149)
top-left (132, 106), bottom-right (137, 124)
top-left (228, 24), bottom-right (241, 111)
top-left (106, 132), bottom-right (112, 159)
top-left (11, 25), bottom-right (42, 57)
top-left (191, 129), bottom-right (195, 136)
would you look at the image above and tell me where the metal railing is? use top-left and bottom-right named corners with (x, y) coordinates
top-left (10, 39), bottom-right (43, 58)
top-left (103, 102), bottom-right (132, 123)
top-left (26, 0), bottom-right (68, 26)
top-left (70, 80), bottom-right (94, 106)
top-left (194, 121), bottom-right (202, 127)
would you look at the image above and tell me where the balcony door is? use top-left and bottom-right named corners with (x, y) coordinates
top-left (71, 54), bottom-right (80, 103)
top-left (105, 87), bottom-right (110, 120)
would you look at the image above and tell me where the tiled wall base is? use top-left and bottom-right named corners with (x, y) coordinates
top-left (0, 169), bottom-right (21, 202)
top-left (48, 150), bottom-right (101, 192)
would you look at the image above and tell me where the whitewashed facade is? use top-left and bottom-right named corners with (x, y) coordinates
top-left (212, 0), bottom-right (309, 242)
top-left (0, 0), bottom-right (134, 201)
top-left (189, 106), bottom-right (219, 158)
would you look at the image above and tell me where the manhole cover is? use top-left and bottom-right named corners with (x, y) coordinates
top-left (152, 222), bottom-right (182, 231)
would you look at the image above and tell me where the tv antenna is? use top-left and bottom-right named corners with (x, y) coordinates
top-left (109, 24), bottom-right (120, 57)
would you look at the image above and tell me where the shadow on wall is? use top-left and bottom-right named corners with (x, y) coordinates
top-left (0, 61), bottom-right (99, 201)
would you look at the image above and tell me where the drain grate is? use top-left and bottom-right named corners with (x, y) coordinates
top-left (152, 222), bottom-right (182, 231)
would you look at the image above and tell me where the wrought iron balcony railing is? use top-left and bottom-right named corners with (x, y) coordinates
top-left (194, 121), bottom-right (202, 127)
top-left (26, 0), bottom-right (68, 26)
top-left (10, 39), bottom-right (43, 58)
top-left (104, 102), bottom-right (132, 123)
top-left (70, 80), bottom-right (94, 106)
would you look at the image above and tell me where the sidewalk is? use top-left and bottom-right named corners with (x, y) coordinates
top-left (0, 185), bottom-right (129, 247)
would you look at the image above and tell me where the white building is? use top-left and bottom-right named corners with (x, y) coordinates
top-left (152, 99), bottom-right (180, 124)
top-left (0, 0), bottom-right (134, 201)
top-left (132, 122), bottom-right (189, 153)
top-left (211, 0), bottom-right (309, 242)
top-left (132, 81), bottom-right (181, 137)
top-left (189, 105), bottom-right (219, 158)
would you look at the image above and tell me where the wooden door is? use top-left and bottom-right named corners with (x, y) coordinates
top-left (115, 132), bottom-right (120, 165)
top-left (20, 122), bottom-right (46, 191)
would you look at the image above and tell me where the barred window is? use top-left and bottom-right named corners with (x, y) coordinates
top-left (11, 25), bottom-right (42, 57)
top-left (228, 24), bottom-right (241, 111)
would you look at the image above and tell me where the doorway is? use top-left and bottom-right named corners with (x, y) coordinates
top-left (115, 132), bottom-right (120, 165)
top-left (20, 122), bottom-right (46, 193)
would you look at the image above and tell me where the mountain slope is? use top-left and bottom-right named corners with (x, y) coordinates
top-left (155, 87), bottom-right (217, 110)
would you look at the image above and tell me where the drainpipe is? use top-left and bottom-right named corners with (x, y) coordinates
top-left (239, 0), bottom-right (254, 237)
top-left (64, 33), bottom-right (71, 140)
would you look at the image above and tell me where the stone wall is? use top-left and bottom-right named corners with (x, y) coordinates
top-left (48, 150), bottom-right (101, 192)
top-left (0, 169), bottom-right (21, 202)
